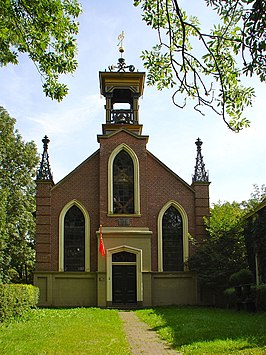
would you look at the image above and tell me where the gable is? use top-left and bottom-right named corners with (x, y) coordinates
top-left (146, 150), bottom-right (194, 193)
top-left (51, 149), bottom-right (100, 191)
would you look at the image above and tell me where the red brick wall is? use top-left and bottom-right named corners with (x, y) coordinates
top-left (35, 182), bottom-right (53, 271)
top-left (192, 182), bottom-right (210, 243)
top-left (146, 152), bottom-right (196, 270)
top-left (50, 151), bottom-right (100, 272)
top-left (35, 129), bottom-right (210, 273)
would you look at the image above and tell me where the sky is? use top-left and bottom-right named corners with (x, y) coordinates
top-left (0, 0), bottom-right (265, 205)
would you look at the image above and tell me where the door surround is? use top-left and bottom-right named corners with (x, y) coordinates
top-left (106, 245), bottom-right (143, 305)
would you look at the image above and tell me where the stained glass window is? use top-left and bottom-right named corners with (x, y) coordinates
top-left (64, 205), bottom-right (85, 271)
top-left (113, 150), bottom-right (134, 214)
top-left (162, 206), bottom-right (183, 271)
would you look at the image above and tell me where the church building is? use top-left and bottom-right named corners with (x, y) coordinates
top-left (34, 54), bottom-right (210, 307)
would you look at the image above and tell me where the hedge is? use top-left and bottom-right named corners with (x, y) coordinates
top-left (224, 283), bottom-right (266, 312)
top-left (255, 284), bottom-right (266, 311)
top-left (229, 269), bottom-right (254, 286)
top-left (0, 284), bottom-right (39, 322)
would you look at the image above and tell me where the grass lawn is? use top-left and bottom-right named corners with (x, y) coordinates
top-left (0, 307), bottom-right (265, 354)
top-left (136, 306), bottom-right (266, 354)
top-left (0, 308), bottom-right (131, 354)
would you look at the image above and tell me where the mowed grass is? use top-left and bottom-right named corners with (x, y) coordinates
top-left (1, 306), bottom-right (266, 354)
top-left (0, 308), bottom-right (131, 354)
top-left (136, 306), bottom-right (266, 354)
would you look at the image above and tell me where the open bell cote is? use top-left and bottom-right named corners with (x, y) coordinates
top-left (99, 70), bottom-right (145, 135)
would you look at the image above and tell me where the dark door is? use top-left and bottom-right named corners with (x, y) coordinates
top-left (112, 265), bottom-right (137, 304)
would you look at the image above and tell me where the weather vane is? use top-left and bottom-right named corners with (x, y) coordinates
top-left (117, 31), bottom-right (125, 56)
top-left (108, 31), bottom-right (135, 72)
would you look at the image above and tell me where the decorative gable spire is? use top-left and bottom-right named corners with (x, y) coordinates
top-left (192, 138), bottom-right (209, 182)
top-left (36, 135), bottom-right (53, 182)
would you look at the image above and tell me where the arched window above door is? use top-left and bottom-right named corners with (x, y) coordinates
top-left (113, 150), bottom-right (134, 214)
top-left (108, 144), bottom-right (140, 216)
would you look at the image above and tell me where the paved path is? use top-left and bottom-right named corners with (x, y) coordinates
top-left (119, 311), bottom-right (180, 354)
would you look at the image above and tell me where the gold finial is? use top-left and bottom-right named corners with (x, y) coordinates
top-left (108, 31), bottom-right (135, 72)
top-left (117, 31), bottom-right (125, 55)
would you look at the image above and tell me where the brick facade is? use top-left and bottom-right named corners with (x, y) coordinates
top-left (34, 68), bottom-right (210, 307)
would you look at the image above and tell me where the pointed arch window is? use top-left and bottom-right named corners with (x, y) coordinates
top-left (64, 205), bottom-right (85, 271)
top-left (162, 206), bottom-right (183, 271)
top-left (113, 150), bottom-right (134, 214)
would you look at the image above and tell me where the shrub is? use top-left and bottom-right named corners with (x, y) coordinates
top-left (224, 287), bottom-right (237, 308)
top-left (255, 284), bottom-right (266, 311)
top-left (0, 284), bottom-right (39, 322)
top-left (229, 269), bottom-right (254, 286)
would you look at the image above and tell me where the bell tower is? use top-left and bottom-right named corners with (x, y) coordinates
top-left (99, 35), bottom-right (145, 135)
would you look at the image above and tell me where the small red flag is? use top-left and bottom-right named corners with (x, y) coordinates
top-left (99, 224), bottom-right (105, 256)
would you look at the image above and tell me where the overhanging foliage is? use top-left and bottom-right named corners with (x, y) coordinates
top-left (0, 0), bottom-right (82, 101)
top-left (134, 0), bottom-right (266, 131)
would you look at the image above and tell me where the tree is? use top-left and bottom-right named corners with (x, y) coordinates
top-left (244, 187), bottom-right (266, 284)
top-left (189, 201), bottom-right (248, 290)
top-left (134, 0), bottom-right (266, 131)
top-left (0, 107), bottom-right (39, 283)
top-left (188, 185), bottom-right (266, 291)
top-left (245, 206), bottom-right (266, 284)
top-left (241, 183), bottom-right (266, 213)
top-left (0, 0), bottom-right (82, 101)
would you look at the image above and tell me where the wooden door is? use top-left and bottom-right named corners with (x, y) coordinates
top-left (112, 265), bottom-right (137, 304)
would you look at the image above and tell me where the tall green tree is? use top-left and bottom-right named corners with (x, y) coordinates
top-left (0, 0), bottom-right (82, 101)
top-left (241, 183), bottom-right (266, 213)
top-left (189, 201), bottom-right (248, 290)
top-left (134, 0), bottom-right (265, 131)
top-left (244, 186), bottom-right (266, 284)
top-left (189, 185), bottom-right (266, 290)
top-left (0, 107), bottom-right (39, 283)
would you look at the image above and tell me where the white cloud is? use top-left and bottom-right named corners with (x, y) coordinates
top-left (27, 94), bottom-right (102, 140)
